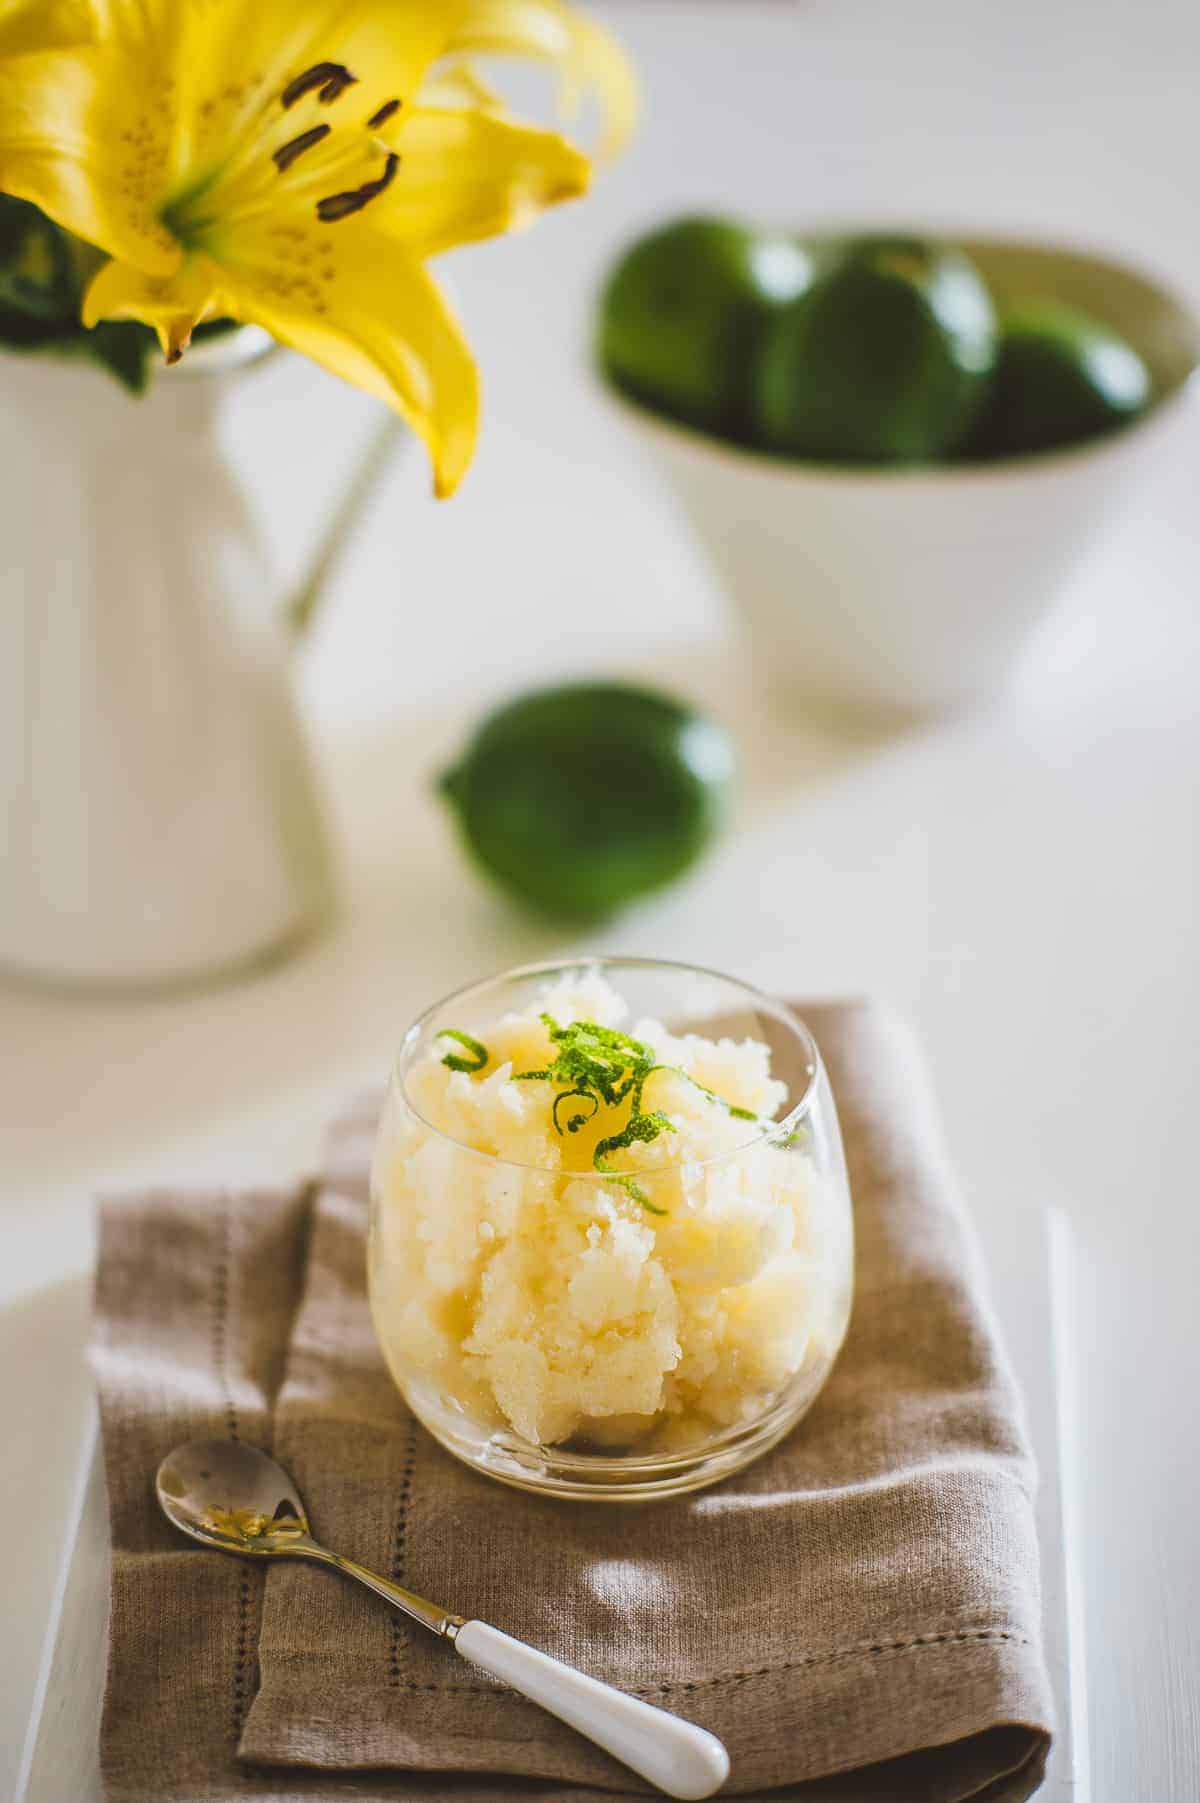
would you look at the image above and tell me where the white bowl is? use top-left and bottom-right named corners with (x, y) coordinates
top-left (608, 236), bottom-right (1200, 716)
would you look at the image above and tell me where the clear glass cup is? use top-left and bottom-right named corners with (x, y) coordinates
top-left (369, 957), bottom-right (854, 1500)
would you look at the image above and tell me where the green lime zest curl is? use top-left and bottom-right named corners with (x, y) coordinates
top-left (437, 1029), bottom-right (489, 1074)
top-left (552, 1088), bottom-right (600, 1136)
top-left (512, 1015), bottom-right (767, 1216)
top-left (594, 1107), bottom-right (675, 1216)
top-left (657, 1069), bottom-right (757, 1122)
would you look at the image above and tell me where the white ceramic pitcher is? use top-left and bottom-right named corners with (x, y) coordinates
top-left (0, 330), bottom-right (397, 991)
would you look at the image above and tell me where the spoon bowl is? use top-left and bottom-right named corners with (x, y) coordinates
top-left (156, 1438), bottom-right (311, 1555)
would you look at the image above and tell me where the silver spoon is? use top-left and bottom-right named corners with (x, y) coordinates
top-left (156, 1438), bottom-right (729, 1801)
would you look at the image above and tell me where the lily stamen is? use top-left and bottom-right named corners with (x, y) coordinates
top-left (367, 98), bottom-right (401, 128)
top-left (280, 62), bottom-right (357, 109)
top-left (316, 151), bottom-right (399, 221)
top-left (272, 124), bottom-right (331, 172)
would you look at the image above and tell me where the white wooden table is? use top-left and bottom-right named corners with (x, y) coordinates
top-left (3, 2), bottom-right (1199, 1797)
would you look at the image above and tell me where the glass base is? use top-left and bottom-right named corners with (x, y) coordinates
top-left (403, 1363), bottom-right (835, 1502)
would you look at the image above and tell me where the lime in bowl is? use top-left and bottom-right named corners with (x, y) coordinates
top-left (369, 958), bottom-right (854, 1501)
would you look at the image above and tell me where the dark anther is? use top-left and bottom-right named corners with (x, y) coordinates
top-left (281, 62), bottom-right (357, 109)
top-left (272, 124), bottom-right (331, 173)
top-left (316, 151), bottom-right (400, 222)
top-left (367, 97), bottom-right (401, 129)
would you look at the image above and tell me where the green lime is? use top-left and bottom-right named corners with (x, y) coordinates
top-left (597, 215), bottom-right (814, 436)
top-left (966, 299), bottom-right (1151, 458)
top-left (438, 683), bottom-right (735, 923)
top-left (751, 235), bottom-right (997, 463)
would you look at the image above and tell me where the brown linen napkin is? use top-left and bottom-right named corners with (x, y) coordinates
top-left (93, 1000), bottom-right (1054, 1802)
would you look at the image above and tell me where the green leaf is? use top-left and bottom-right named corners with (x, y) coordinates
top-left (83, 320), bottom-right (156, 394)
top-left (0, 268), bottom-right (70, 321)
top-left (0, 303), bottom-right (72, 350)
top-left (0, 196), bottom-right (76, 324)
top-left (192, 317), bottom-right (241, 344)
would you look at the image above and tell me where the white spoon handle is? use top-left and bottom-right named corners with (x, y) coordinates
top-left (453, 1618), bottom-right (729, 1800)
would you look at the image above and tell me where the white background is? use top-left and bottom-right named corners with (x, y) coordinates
top-left (2, 1), bottom-right (1199, 1797)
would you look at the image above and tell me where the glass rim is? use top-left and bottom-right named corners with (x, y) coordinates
top-left (391, 955), bottom-right (822, 1180)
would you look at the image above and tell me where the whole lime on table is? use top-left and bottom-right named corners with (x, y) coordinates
top-left (966, 298), bottom-right (1151, 458)
top-left (597, 215), bottom-right (813, 436)
top-left (751, 235), bottom-right (998, 462)
top-left (438, 683), bottom-right (735, 923)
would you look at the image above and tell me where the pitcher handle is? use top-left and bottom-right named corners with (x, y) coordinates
top-left (285, 411), bottom-right (405, 641)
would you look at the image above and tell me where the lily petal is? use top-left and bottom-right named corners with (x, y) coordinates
top-left (0, 0), bottom-right (96, 56)
top-left (0, 47), bottom-right (181, 272)
top-left (85, 223), bottom-right (480, 497)
top-left (446, 0), bottom-right (637, 156)
top-left (231, 240), bottom-right (479, 498)
top-left (168, 0), bottom-right (462, 173)
top-left (82, 253), bottom-right (222, 359)
top-left (418, 58), bottom-right (507, 115)
top-left (372, 105), bottom-right (590, 259)
top-left (87, 0), bottom-right (447, 78)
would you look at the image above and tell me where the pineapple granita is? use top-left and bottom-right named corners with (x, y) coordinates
top-left (370, 971), bottom-right (849, 1450)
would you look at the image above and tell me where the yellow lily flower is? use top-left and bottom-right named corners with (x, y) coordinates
top-left (0, 0), bottom-right (634, 494)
